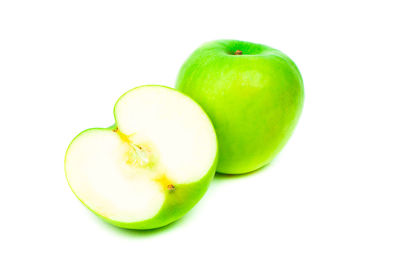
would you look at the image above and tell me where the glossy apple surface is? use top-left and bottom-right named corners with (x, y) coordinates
top-left (176, 40), bottom-right (304, 174)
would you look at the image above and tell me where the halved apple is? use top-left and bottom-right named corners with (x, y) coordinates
top-left (65, 85), bottom-right (218, 229)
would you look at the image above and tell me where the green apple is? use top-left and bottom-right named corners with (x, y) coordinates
top-left (176, 40), bottom-right (304, 174)
top-left (65, 85), bottom-right (218, 229)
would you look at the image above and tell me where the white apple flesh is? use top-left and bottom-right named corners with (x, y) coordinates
top-left (65, 85), bottom-right (218, 229)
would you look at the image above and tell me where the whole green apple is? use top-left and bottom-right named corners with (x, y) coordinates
top-left (176, 40), bottom-right (304, 174)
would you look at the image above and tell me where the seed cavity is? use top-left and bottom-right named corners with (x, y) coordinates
top-left (116, 130), bottom-right (150, 166)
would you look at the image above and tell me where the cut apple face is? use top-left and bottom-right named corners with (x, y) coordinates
top-left (65, 85), bottom-right (217, 229)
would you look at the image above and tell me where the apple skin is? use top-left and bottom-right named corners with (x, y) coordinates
top-left (176, 40), bottom-right (304, 174)
top-left (65, 86), bottom-right (218, 230)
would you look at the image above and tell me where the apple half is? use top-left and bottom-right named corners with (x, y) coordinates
top-left (65, 85), bottom-right (218, 230)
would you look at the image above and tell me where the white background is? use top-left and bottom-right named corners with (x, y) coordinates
top-left (1, 0), bottom-right (399, 266)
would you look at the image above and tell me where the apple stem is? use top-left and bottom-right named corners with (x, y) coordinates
top-left (234, 50), bottom-right (243, 55)
top-left (167, 184), bottom-right (175, 191)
